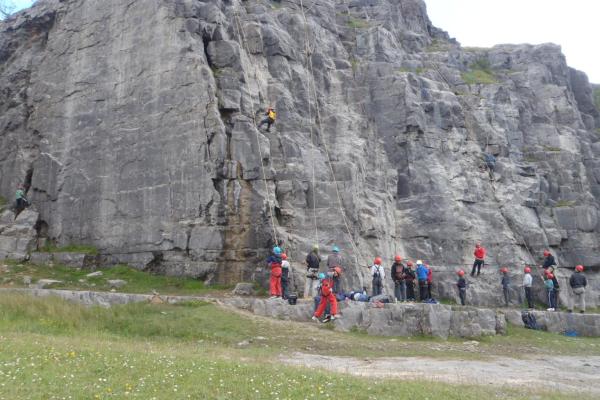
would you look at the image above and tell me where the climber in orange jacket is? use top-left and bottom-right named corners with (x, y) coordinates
top-left (312, 277), bottom-right (339, 321)
top-left (267, 246), bottom-right (283, 298)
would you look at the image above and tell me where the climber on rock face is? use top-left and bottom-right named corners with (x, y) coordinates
top-left (258, 106), bottom-right (276, 132)
top-left (266, 246), bottom-right (283, 298)
top-left (471, 242), bottom-right (486, 277)
top-left (15, 184), bottom-right (29, 213)
top-left (540, 249), bottom-right (560, 296)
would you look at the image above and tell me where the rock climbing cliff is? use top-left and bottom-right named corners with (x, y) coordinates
top-left (1, 0), bottom-right (599, 294)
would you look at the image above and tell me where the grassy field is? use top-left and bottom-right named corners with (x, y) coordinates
top-left (0, 293), bottom-right (591, 399)
top-left (1, 261), bottom-right (232, 296)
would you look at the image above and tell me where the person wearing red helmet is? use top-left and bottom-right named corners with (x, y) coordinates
top-left (543, 271), bottom-right (556, 311)
top-left (456, 270), bottom-right (467, 305)
top-left (540, 250), bottom-right (560, 301)
top-left (500, 267), bottom-right (510, 307)
top-left (569, 265), bottom-right (587, 313)
top-left (404, 261), bottom-right (416, 301)
top-left (391, 255), bottom-right (406, 302)
top-left (370, 257), bottom-right (385, 296)
top-left (327, 246), bottom-right (344, 294)
top-left (471, 242), bottom-right (486, 277)
top-left (523, 266), bottom-right (534, 309)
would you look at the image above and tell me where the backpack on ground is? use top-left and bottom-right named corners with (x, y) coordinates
top-left (521, 310), bottom-right (539, 330)
top-left (287, 293), bottom-right (298, 305)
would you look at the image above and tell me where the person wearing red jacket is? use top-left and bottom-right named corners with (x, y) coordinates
top-left (312, 278), bottom-right (339, 321)
top-left (471, 242), bottom-right (486, 277)
top-left (426, 265), bottom-right (433, 300)
top-left (267, 246), bottom-right (283, 298)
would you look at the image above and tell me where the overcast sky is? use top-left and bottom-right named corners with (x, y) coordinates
top-left (7, 0), bottom-right (599, 83)
top-left (425, 0), bottom-right (599, 83)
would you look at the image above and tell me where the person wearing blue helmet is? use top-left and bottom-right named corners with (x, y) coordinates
top-left (266, 246), bottom-right (283, 298)
top-left (327, 245), bottom-right (343, 293)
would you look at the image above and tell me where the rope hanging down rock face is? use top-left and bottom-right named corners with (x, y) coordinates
top-left (298, 0), bottom-right (367, 278)
top-left (232, 5), bottom-right (278, 246)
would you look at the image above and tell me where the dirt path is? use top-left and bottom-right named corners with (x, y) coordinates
top-left (283, 352), bottom-right (600, 395)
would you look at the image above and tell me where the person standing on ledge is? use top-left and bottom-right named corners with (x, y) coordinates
top-left (523, 266), bottom-right (534, 309)
top-left (370, 257), bottom-right (385, 296)
top-left (15, 184), bottom-right (29, 214)
top-left (569, 265), bottom-right (587, 314)
top-left (456, 270), bottom-right (467, 305)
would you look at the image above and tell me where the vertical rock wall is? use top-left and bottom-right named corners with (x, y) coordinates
top-left (1, 0), bottom-right (599, 294)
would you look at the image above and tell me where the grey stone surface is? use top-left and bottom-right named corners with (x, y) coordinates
top-left (0, 209), bottom-right (38, 261)
top-left (29, 252), bottom-right (52, 265)
top-left (232, 282), bottom-right (255, 296)
top-left (86, 271), bottom-right (103, 278)
top-left (0, 0), bottom-right (599, 301)
top-left (107, 279), bottom-right (127, 289)
top-left (35, 279), bottom-right (62, 289)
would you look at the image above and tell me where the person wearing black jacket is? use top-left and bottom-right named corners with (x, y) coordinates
top-left (569, 265), bottom-right (587, 313)
top-left (404, 261), bottom-right (416, 301)
top-left (456, 270), bottom-right (467, 305)
top-left (390, 255), bottom-right (406, 302)
top-left (541, 250), bottom-right (560, 295)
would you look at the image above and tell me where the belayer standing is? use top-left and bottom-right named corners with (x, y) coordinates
top-left (523, 266), bottom-right (534, 309)
top-left (456, 270), bottom-right (467, 305)
top-left (540, 250), bottom-right (560, 306)
top-left (327, 245), bottom-right (343, 293)
top-left (281, 253), bottom-right (290, 299)
top-left (404, 261), bottom-right (416, 301)
top-left (267, 246), bottom-right (283, 298)
top-left (569, 265), bottom-right (587, 313)
top-left (391, 255), bottom-right (406, 302)
top-left (416, 260), bottom-right (429, 301)
top-left (500, 267), bottom-right (510, 307)
top-left (426, 264), bottom-right (433, 300)
top-left (471, 242), bottom-right (486, 276)
top-left (258, 106), bottom-right (276, 132)
top-left (304, 244), bottom-right (321, 299)
top-left (544, 271), bottom-right (556, 311)
top-left (370, 257), bottom-right (385, 296)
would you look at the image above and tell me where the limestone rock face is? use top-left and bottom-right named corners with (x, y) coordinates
top-left (1, 0), bottom-right (600, 296)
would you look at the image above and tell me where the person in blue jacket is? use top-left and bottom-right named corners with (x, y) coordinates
top-left (416, 260), bottom-right (429, 302)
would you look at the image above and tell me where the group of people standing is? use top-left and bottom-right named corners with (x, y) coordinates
top-left (264, 242), bottom-right (591, 320)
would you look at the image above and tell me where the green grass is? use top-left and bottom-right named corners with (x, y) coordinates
top-left (555, 200), bottom-right (576, 208)
top-left (593, 87), bottom-right (600, 110)
top-left (461, 58), bottom-right (498, 85)
top-left (347, 16), bottom-right (370, 29)
top-left (427, 39), bottom-right (450, 52)
top-left (39, 243), bottom-right (99, 255)
top-left (1, 262), bottom-right (231, 295)
top-left (543, 145), bottom-right (562, 152)
top-left (0, 294), bottom-right (596, 399)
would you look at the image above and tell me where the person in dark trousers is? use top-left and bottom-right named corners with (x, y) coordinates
top-left (370, 257), bottom-right (385, 296)
top-left (540, 250), bottom-right (560, 306)
top-left (390, 255), bottom-right (406, 302)
top-left (456, 270), bottom-right (467, 305)
top-left (500, 267), bottom-right (510, 307)
top-left (523, 266), bottom-right (534, 309)
top-left (281, 253), bottom-right (290, 299)
top-left (471, 242), bottom-right (486, 276)
top-left (569, 265), bottom-right (587, 313)
top-left (305, 245), bottom-right (321, 276)
top-left (416, 260), bottom-right (428, 301)
top-left (15, 184), bottom-right (29, 213)
top-left (258, 106), bottom-right (276, 132)
top-left (426, 264), bottom-right (433, 300)
top-left (544, 271), bottom-right (556, 311)
top-left (404, 261), bottom-right (416, 301)
top-left (327, 245), bottom-right (343, 293)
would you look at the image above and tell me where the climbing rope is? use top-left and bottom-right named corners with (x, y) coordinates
top-left (232, 4), bottom-right (279, 245)
top-left (299, 0), bottom-right (366, 269)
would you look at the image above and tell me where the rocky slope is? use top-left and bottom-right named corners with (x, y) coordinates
top-left (1, 0), bottom-right (599, 298)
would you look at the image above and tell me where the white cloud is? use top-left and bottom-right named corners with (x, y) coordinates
top-left (425, 0), bottom-right (599, 83)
